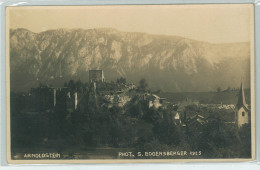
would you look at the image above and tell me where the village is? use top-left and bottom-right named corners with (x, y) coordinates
top-left (27, 69), bottom-right (250, 129)
top-left (10, 69), bottom-right (252, 159)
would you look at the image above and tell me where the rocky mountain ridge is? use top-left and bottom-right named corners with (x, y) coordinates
top-left (10, 28), bottom-right (250, 92)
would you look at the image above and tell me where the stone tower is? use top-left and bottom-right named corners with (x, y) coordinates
top-left (236, 83), bottom-right (250, 128)
top-left (89, 70), bottom-right (104, 83)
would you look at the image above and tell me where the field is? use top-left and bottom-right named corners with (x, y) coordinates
top-left (157, 90), bottom-right (251, 105)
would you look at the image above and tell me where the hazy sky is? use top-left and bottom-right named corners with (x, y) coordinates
top-left (7, 4), bottom-right (253, 43)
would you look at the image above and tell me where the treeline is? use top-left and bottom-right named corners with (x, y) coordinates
top-left (11, 89), bottom-right (251, 159)
top-left (216, 86), bottom-right (250, 93)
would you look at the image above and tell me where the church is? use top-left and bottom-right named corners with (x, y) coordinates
top-left (236, 83), bottom-right (250, 128)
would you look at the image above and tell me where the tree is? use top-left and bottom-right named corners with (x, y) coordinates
top-left (153, 112), bottom-right (181, 145)
top-left (138, 78), bottom-right (148, 92)
top-left (68, 80), bottom-right (76, 92)
top-left (116, 77), bottom-right (126, 84)
top-left (76, 80), bottom-right (83, 93)
top-left (223, 86), bottom-right (231, 92)
top-left (75, 80), bottom-right (83, 88)
top-left (226, 86), bottom-right (231, 92)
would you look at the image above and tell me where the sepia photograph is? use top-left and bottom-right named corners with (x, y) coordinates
top-left (6, 4), bottom-right (255, 163)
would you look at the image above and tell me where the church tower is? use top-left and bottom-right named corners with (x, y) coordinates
top-left (236, 83), bottom-right (250, 128)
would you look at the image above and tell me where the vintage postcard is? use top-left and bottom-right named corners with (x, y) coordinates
top-left (6, 4), bottom-right (255, 163)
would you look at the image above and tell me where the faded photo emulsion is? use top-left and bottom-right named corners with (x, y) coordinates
top-left (6, 4), bottom-right (255, 163)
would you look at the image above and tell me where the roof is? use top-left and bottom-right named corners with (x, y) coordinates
top-left (187, 114), bottom-right (207, 125)
top-left (238, 105), bottom-right (250, 112)
top-left (237, 82), bottom-right (248, 109)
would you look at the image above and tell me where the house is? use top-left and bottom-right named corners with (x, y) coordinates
top-left (148, 94), bottom-right (163, 109)
top-left (173, 112), bottom-right (182, 125)
top-left (185, 113), bottom-right (207, 134)
top-left (236, 83), bottom-right (250, 128)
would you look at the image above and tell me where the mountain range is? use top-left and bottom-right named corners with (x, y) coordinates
top-left (10, 28), bottom-right (251, 92)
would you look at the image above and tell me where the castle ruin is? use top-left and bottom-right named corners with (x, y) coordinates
top-left (89, 70), bottom-right (104, 83)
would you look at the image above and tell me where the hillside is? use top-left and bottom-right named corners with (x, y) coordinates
top-left (10, 28), bottom-right (250, 92)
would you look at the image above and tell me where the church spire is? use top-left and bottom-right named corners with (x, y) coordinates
top-left (237, 82), bottom-right (246, 108)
